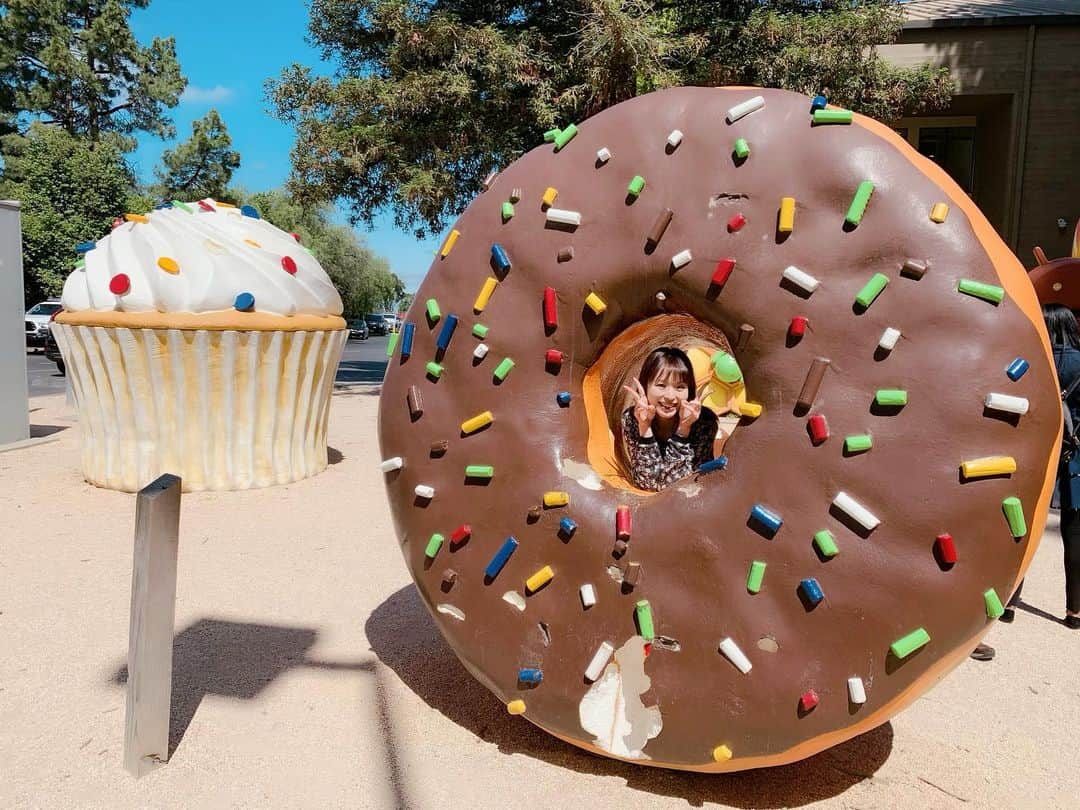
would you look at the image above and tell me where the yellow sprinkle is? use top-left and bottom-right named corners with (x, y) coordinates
top-left (474, 277), bottom-right (498, 312)
top-left (542, 187), bottom-right (558, 207)
top-left (157, 256), bottom-right (180, 275)
top-left (204, 239), bottom-right (226, 254)
top-left (215, 201), bottom-right (237, 209)
top-left (244, 238), bottom-right (261, 248)
top-left (739, 402), bottom-right (763, 418)
top-left (440, 229), bottom-right (460, 258)
top-left (930, 202), bottom-right (949, 223)
top-left (584, 292), bottom-right (607, 314)
top-left (712, 745), bottom-right (733, 763)
top-left (960, 456), bottom-right (1017, 479)
top-left (778, 197), bottom-right (796, 232)
top-left (461, 410), bottom-right (494, 434)
top-left (124, 213), bottom-right (149, 224)
top-left (526, 565), bottom-right (554, 593)
top-left (506, 699), bottom-right (526, 715)
top-left (543, 491), bottom-right (570, 507)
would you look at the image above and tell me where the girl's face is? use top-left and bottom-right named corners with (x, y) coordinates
top-left (646, 370), bottom-right (690, 420)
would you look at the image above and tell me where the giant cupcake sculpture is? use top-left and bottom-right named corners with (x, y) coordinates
top-left (53, 200), bottom-right (347, 492)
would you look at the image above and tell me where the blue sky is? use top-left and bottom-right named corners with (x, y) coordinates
top-left (129, 1), bottom-right (443, 292)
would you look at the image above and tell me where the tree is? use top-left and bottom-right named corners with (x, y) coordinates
top-left (0, 123), bottom-right (149, 303)
top-left (153, 110), bottom-right (241, 200)
top-left (269, 1), bottom-right (952, 238)
top-left (241, 189), bottom-right (404, 318)
top-left (0, 0), bottom-right (185, 148)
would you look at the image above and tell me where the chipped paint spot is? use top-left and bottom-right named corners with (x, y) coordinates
top-left (757, 635), bottom-right (779, 653)
top-left (502, 591), bottom-right (526, 611)
top-left (677, 482), bottom-right (702, 498)
top-left (436, 604), bottom-right (465, 621)
top-left (538, 622), bottom-right (551, 646)
top-left (560, 458), bottom-right (603, 490)
top-left (606, 565), bottom-right (624, 583)
top-left (653, 635), bottom-right (681, 652)
top-left (578, 637), bottom-right (663, 759)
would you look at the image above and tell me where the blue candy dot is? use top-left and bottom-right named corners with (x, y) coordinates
top-left (811, 94), bottom-right (828, 111)
top-left (75, 241), bottom-right (96, 253)
top-left (234, 292), bottom-right (255, 311)
top-left (556, 391), bottom-right (571, 407)
top-left (240, 204), bottom-right (261, 219)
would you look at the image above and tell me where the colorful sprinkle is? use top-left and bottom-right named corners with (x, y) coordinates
top-left (832, 491), bottom-right (880, 531)
top-left (491, 243), bottom-right (512, 273)
top-left (506, 699), bottom-right (526, 715)
top-left (935, 533), bottom-right (958, 564)
top-left (543, 491), bottom-right (570, 508)
top-left (698, 456), bottom-right (728, 473)
top-left (234, 292), bottom-right (255, 311)
top-left (465, 465), bottom-right (495, 479)
top-left (450, 524), bottom-right (472, 546)
top-left (811, 94), bottom-right (828, 111)
top-left (485, 537), bottom-right (519, 579)
top-left (501, 201), bottom-right (514, 221)
top-left (585, 641), bottom-right (614, 680)
top-left (844, 434), bottom-right (872, 453)
top-left (875, 389), bottom-right (908, 407)
top-left (627, 175), bottom-right (646, 197)
top-left (414, 484), bottom-right (435, 499)
top-left (244, 238), bottom-right (261, 248)
top-left (439, 229), bottom-right (460, 258)
top-left (1002, 496), bottom-right (1026, 538)
top-left (240, 204), bottom-right (260, 219)
top-left (984, 588), bottom-right (1005, 619)
top-left (425, 361), bottom-right (444, 379)
top-left (281, 255), bottom-right (298, 274)
top-left (461, 411), bottom-right (494, 434)
top-left (171, 201), bottom-right (194, 214)
top-left (1006, 358), bottom-right (1029, 381)
top-left (542, 187), bottom-right (558, 207)
top-left (778, 197), bottom-right (796, 232)
top-left (901, 258), bottom-right (929, 279)
top-left (789, 315), bottom-right (808, 339)
top-left (493, 357), bottom-right (515, 381)
top-left (425, 533), bottom-right (445, 559)
top-left (713, 745), bottom-right (734, 763)
top-left (554, 124), bottom-right (578, 151)
top-left (108, 274), bottom-right (131, 295)
top-left (124, 213), bottom-right (149, 223)
top-left (845, 181), bottom-right (875, 226)
top-left (436, 314), bottom-right (459, 351)
top-left (813, 529), bottom-right (839, 557)
top-left (543, 287), bottom-right (558, 330)
top-left (750, 504), bottom-right (783, 535)
top-left (197, 200), bottom-right (216, 212)
top-left (426, 298), bottom-right (442, 323)
top-left (647, 208), bottom-right (674, 245)
top-left (958, 279), bottom-right (1004, 304)
top-left (728, 213), bottom-right (747, 231)
top-left (878, 327), bottom-right (901, 351)
top-left (596, 147), bottom-right (612, 163)
top-left (157, 256), bottom-right (180, 275)
top-left (733, 138), bottom-right (750, 160)
top-left (930, 202), bottom-right (949, 223)
top-left (712, 258), bottom-right (736, 287)
top-left (556, 391), bottom-right (572, 407)
top-left (473, 343), bottom-right (490, 360)
top-left (386, 331), bottom-right (399, 357)
top-left (890, 628), bottom-right (930, 659)
top-left (75, 241), bottom-right (96, 253)
top-left (783, 265), bottom-right (819, 294)
top-left (796, 358), bottom-right (830, 409)
top-left (800, 690), bottom-right (820, 712)
top-left (546, 208), bottom-right (581, 227)
top-left (746, 561), bottom-right (766, 593)
top-left (407, 386), bottom-right (423, 418)
top-left (848, 677), bottom-right (867, 704)
top-left (808, 414), bottom-right (829, 444)
top-left (635, 600), bottom-right (655, 640)
top-left (960, 456), bottom-right (1017, 479)
top-left (616, 505), bottom-right (632, 540)
top-left (401, 322), bottom-right (415, 357)
top-left (985, 393), bottom-right (1029, 415)
top-left (584, 292), bottom-right (607, 314)
top-left (727, 95), bottom-right (764, 123)
top-left (526, 565), bottom-right (554, 593)
top-left (559, 517), bottom-right (577, 537)
top-left (379, 457), bottom-right (403, 473)
top-left (472, 323), bottom-right (488, 339)
top-left (719, 637), bottom-right (752, 673)
top-left (800, 578), bottom-right (824, 606)
top-left (543, 128), bottom-right (560, 143)
top-left (518, 668), bottom-right (544, 684)
top-left (813, 109), bottom-right (853, 124)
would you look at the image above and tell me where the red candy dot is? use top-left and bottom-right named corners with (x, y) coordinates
top-left (197, 200), bottom-right (216, 212)
top-left (109, 273), bottom-right (131, 295)
top-left (290, 232), bottom-right (302, 243)
top-left (281, 255), bottom-right (298, 274)
top-left (728, 212), bottom-right (747, 232)
top-left (799, 689), bottom-right (819, 712)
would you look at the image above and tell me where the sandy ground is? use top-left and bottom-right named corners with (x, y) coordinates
top-left (2, 386), bottom-right (1078, 810)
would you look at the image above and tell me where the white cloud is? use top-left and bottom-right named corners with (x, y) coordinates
top-left (180, 84), bottom-right (234, 105)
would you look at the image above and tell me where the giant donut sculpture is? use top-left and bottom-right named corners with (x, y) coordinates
top-left (377, 87), bottom-right (1061, 771)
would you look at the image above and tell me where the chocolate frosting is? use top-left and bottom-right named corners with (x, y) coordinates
top-left (378, 87), bottom-right (1059, 769)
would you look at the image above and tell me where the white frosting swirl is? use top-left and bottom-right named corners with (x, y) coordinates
top-left (61, 200), bottom-right (343, 317)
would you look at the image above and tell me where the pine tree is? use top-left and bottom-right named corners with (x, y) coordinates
top-left (154, 110), bottom-right (241, 201)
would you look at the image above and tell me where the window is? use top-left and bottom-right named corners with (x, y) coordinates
top-left (891, 117), bottom-right (978, 199)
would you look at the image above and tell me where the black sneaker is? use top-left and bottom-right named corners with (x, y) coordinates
top-left (1000, 607), bottom-right (1015, 623)
top-left (970, 643), bottom-right (996, 661)
top-left (1065, 615), bottom-right (1080, 630)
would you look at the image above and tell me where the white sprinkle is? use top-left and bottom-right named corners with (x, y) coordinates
top-left (502, 590), bottom-right (526, 611)
top-left (878, 327), bottom-right (901, 351)
top-left (667, 129), bottom-right (683, 148)
top-left (584, 641), bottom-right (615, 682)
top-left (473, 343), bottom-right (489, 360)
top-left (546, 208), bottom-right (582, 227)
top-left (379, 456), bottom-right (403, 473)
top-left (482, 170), bottom-right (498, 190)
top-left (580, 583), bottom-right (597, 608)
top-left (848, 676), bottom-right (867, 704)
top-left (655, 291), bottom-right (667, 303)
top-left (986, 392), bottom-right (1030, 415)
top-left (719, 637), bottom-right (752, 674)
top-left (783, 265), bottom-right (820, 294)
top-left (414, 484), bottom-right (435, 499)
top-left (596, 147), bottom-right (612, 163)
top-left (727, 95), bottom-right (765, 123)
top-left (671, 249), bottom-right (693, 269)
top-left (832, 491), bottom-right (880, 531)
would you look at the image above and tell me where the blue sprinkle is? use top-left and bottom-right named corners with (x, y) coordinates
top-left (750, 503), bottom-right (783, 535)
top-left (240, 204), bottom-right (261, 219)
top-left (234, 292), bottom-right (255, 311)
top-left (401, 322), bottom-right (415, 357)
top-left (491, 243), bottom-right (512, 273)
top-left (800, 577), bottom-right (824, 606)
top-left (811, 94), bottom-right (828, 111)
top-left (436, 314), bottom-right (459, 351)
top-left (484, 537), bottom-right (518, 579)
top-left (559, 517), bottom-right (577, 537)
top-left (556, 391), bottom-right (572, 407)
top-left (1006, 357), bottom-right (1029, 381)
top-left (518, 668), bottom-right (543, 684)
top-left (75, 241), bottom-right (96, 254)
top-left (698, 456), bottom-right (728, 474)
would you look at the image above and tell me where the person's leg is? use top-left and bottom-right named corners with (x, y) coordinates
top-left (1001, 578), bottom-right (1022, 622)
top-left (1063, 508), bottom-right (1080, 626)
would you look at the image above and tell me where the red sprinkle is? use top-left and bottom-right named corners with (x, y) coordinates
top-left (712, 258), bottom-right (736, 286)
top-left (450, 524), bottom-right (472, 545)
top-left (111, 217), bottom-right (124, 230)
top-left (290, 232), bottom-right (302, 243)
top-left (807, 414), bottom-right (829, 445)
top-left (543, 286), bottom-right (558, 330)
top-left (616, 505), bottom-right (632, 540)
top-left (197, 200), bottom-right (216, 212)
top-left (728, 213), bottom-right (747, 232)
top-left (281, 255), bottom-right (298, 274)
top-left (643, 643), bottom-right (652, 658)
top-left (799, 690), bottom-right (819, 712)
top-left (935, 533), bottom-right (958, 565)
top-left (545, 349), bottom-right (564, 365)
top-left (789, 315), bottom-right (808, 338)
top-left (108, 273), bottom-right (131, 295)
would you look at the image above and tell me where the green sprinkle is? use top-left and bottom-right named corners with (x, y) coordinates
top-left (501, 201), bottom-right (514, 221)
top-left (627, 175), bottom-right (646, 197)
top-left (813, 109), bottom-right (853, 124)
top-left (424, 533), bottom-right (445, 559)
top-left (472, 323), bottom-right (489, 339)
top-left (171, 200), bottom-right (194, 214)
top-left (746, 560), bottom-right (766, 593)
top-left (958, 279), bottom-right (1004, 305)
top-left (426, 361), bottom-right (444, 379)
top-left (493, 357), bottom-right (515, 381)
top-left (855, 273), bottom-right (889, 308)
top-left (543, 127), bottom-right (561, 143)
top-left (635, 599), bottom-right (655, 641)
top-left (890, 627), bottom-right (930, 659)
top-left (813, 530), bottom-right (839, 558)
top-left (465, 465), bottom-right (495, 479)
top-left (426, 298), bottom-right (441, 322)
top-left (844, 434), bottom-right (873, 453)
top-left (984, 588), bottom-right (1005, 619)
top-left (845, 180), bottom-right (875, 226)
top-left (74, 259), bottom-right (86, 270)
top-left (554, 123), bottom-right (578, 151)
top-left (875, 389), bottom-right (908, 407)
top-left (386, 330), bottom-right (399, 358)
top-left (1003, 496), bottom-right (1026, 538)
top-left (733, 138), bottom-right (750, 160)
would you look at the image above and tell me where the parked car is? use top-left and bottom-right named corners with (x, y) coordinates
top-left (25, 299), bottom-right (62, 350)
top-left (348, 319), bottom-right (369, 340)
top-left (43, 327), bottom-right (64, 375)
top-left (364, 315), bottom-right (388, 336)
top-left (381, 314), bottom-right (401, 332)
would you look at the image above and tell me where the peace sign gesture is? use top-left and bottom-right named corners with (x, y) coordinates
top-left (677, 391), bottom-right (703, 436)
top-left (622, 378), bottom-right (656, 436)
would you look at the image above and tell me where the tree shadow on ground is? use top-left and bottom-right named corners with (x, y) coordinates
top-left (366, 585), bottom-right (893, 808)
top-left (336, 359), bottom-right (387, 385)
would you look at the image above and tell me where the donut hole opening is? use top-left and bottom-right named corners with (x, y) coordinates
top-left (583, 314), bottom-right (740, 494)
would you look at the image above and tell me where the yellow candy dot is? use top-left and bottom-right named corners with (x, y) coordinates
top-left (124, 213), bottom-right (149, 224)
top-left (244, 238), bottom-right (261, 248)
top-left (157, 256), bottom-right (180, 274)
top-left (506, 699), bottom-right (526, 715)
top-left (712, 744), bottom-right (733, 762)
top-left (215, 201), bottom-right (237, 209)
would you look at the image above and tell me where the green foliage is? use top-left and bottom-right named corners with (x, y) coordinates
top-left (0, 124), bottom-right (149, 303)
top-left (241, 189), bottom-right (405, 318)
top-left (153, 110), bottom-right (241, 201)
top-left (269, 0), bottom-right (953, 237)
top-left (0, 0), bottom-right (186, 148)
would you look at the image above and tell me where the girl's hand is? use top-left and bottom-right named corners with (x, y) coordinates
top-left (677, 393), bottom-right (702, 436)
top-left (623, 379), bottom-right (656, 435)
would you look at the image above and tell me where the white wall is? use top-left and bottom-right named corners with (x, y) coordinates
top-left (0, 200), bottom-right (29, 445)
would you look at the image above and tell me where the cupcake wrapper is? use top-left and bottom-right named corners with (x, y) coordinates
top-left (52, 324), bottom-right (347, 492)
